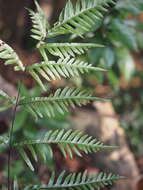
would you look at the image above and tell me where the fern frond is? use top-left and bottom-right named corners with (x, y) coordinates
top-left (14, 129), bottom-right (116, 170)
top-left (0, 89), bottom-right (15, 111)
top-left (15, 58), bottom-right (106, 91)
top-left (26, 171), bottom-right (123, 190)
top-left (0, 136), bottom-right (9, 145)
top-left (40, 43), bottom-right (104, 58)
top-left (48, 0), bottom-right (115, 37)
top-left (0, 40), bottom-right (25, 71)
top-left (0, 89), bottom-right (10, 100)
top-left (28, 1), bottom-right (49, 41)
top-left (14, 177), bottom-right (19, 190)
top-left (18, 88), bottom-right (109, 119)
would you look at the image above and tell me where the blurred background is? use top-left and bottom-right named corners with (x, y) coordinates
top-left (0, 0), bottom-right (143, 189)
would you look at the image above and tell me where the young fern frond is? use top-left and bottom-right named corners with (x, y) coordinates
top-left (26, 171), bottom-right (123, 190)
top-left (15, 58), bottom-right (106, 91)
top-left (28, 1), bottom-right (49, 41)
top-left (13, 129), bottom-right (117, 170)
top-left (48, 0), bottom-right (115, 38)
top-left (18, 88), bottom-right (108, 120)
top-left (40, 43), bottom-right (104, 58)
top-left (0, 40), bottom-right (25, 71)
top-left (0, 89), bottom-right (15, 111)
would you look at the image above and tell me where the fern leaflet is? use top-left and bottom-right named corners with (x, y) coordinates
top-left (0, 136), bottom-right (9, 145)
top-left (26, 171), bottom-right (123, 190)
top-left (15, 58), bottom-right (106, 91)
top-left (48, 0), bottom-right (115, 37)
top-left (13, 129), bottom-right (116, 170)
top-left (0, 40), bottom-right (25, 71)
top-left (0, 89), bottom-right (15, 111)
top-left (40, 43), bottom-right (104, 58)
top-left (28, 1), bottom-right (49, 41)
top-left (18, 88), bottom-right (109, 120)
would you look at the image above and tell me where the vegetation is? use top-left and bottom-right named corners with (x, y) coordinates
top-left (0, 0), bottom-right (124, 189)
top-left (1, 0), bottom-right (143, 189)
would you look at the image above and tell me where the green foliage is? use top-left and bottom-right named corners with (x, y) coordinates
top-left (48, 0), bottom-right (115, 37)
top-left (88, 0), bottom-right (143, 85)
top-left (0, 89), bottom-right (14, 112)
top-left (0, 0), bottom-right (123, 189)
top-left (14, 178), bottom-right (19, 190)
top-left (0, 135), bottom-right (9, 145)
top-left (16, 57), bottom-right (106, 91)
top-left (19, 88), bottom-right (108, 119)
top-left (0, 40), bottom-right (25, 71)
top-left (13, 129), bottom-right (116, 170)
top-left (26, 171), bottom-right (123, 190)
top-left (40, 43), bottom-right (104, 58)
top-left (116, 47), bottom-right (135, 81)
top-left (27, 1), bottom-right (49, 41)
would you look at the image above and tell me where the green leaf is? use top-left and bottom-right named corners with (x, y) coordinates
top-left (0, 136), bottom-right (9, 145)
top-left (28, 1), bottom-right (49, 41)
top-left (103, 47), bottom-right (115, 68)
top-left (16, 58), bottom-right (106, 91)
top-left (48, 0), bottom-right (115, 37)
top-left (40, 43), bottom-right (104, 58)
top-left (14, 177), bottom-right (19, 190)
top-left (0, 40), bottom-right (25, 71)
top-left (14, 129), bottom-right (117, 163)
top-left (0, 89), bottom-right (14, 112)
top-left (18, 88), bottom-right (109, 119)
top-left (18, 147), bottom-right (34, 171)
top-left (116, 0), bottom-right (143, 15)
top-left (110, 19), bottom-right (138, 51)
top-left (26, 171), bottom-right (124, 190)
top-left (116, 47), bottom-right (135, 82)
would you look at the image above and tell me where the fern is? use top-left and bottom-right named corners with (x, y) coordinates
top-left (48, 0), bottom-right (115, 38)
top-left (0, 89), bottom-right (10, 100)
top-left (16, 58), bottom-right (106, 91)
top-left (0, 135), bottom-right (9, 145)
top-left (0, 89), bottom-right (14, 111)
top-left (13, 129), bottom-right (116, 170)
top-left (13, 178), bottom-right (19, 190)
top-left (40, 43), bottom-right (104, 58)
top-left (0, 40), bottom-right (25, 71)
top-left (0, 0), bottom-right (123, 189)
top-left (18, 88), bottom-right (108, 120)
top-left (28, 1), bottom-right (49, 41)
top-left (26, 171), bottom-right (123, 190)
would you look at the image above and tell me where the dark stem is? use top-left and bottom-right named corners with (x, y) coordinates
top-left (7, 82), bottom-right (21, 190)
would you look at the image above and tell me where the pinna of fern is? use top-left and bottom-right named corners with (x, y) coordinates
top-left (38, 42), bottom-right (104, 59)
top-left (15, 57), bottom-right (106, 91)
top-left (24, 171), bottom-right (124, 190)
top-left (13, 129), bottom-right (117, 171)
top-left (47, 0), bottom-right (115, 38)
top-left (18, 87), bottom-right (109, 120)
top-left (29, 0), bottom-right (115, 39)
top-left (27, 0), bottom-right (49, 41)
top-left (0, 40), bottom-right (25, 71)
top-left (0, 89), bottom-right (15, 112)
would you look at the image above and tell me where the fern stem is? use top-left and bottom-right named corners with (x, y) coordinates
top-left (13, 139), bottom-right (117, 150)
top-left (7, 82), bottom-right (21, 190)
top-left (18, 96), bottom-right (109, 105)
